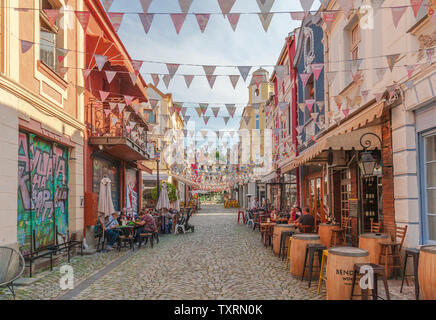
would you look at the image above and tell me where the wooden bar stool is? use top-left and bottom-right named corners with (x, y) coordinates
top-left (317, 250), bottom-right (328, 294)
top-left (350, 263), bottom-right (390, 300)
top-left (400, 247), bottom-right (420, 300)
top-left (379, 225), bottom-right (408, 279)
top-left (286, 236), bottom-right (293, 271)
top-left (301, 244), bottom-right (326, 288)
top-left (280, 231), bottom-right (295, 260)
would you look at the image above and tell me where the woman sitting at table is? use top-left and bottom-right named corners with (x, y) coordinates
top-left (134, 210), bottom-right (157, 244)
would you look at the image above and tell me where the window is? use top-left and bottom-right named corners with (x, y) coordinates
top-left (255, 114), bottom-right (260, 130)
top-left (350, 23), bottom-right (360, 61)
top-left (40, 0), bottom-right (63, 73)
top-left (422, 132), bottom-right (436, 243)
top-left (255, 88), bottom-right (260, 96)
top-left (144, 110), bottom-right (156, 124)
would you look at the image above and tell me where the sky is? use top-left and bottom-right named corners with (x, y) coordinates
top-left (108, 0), bottom-right (321, 150)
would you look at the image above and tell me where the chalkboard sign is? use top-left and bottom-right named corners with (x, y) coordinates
top-left (349, 198), bottom-right (359, 218)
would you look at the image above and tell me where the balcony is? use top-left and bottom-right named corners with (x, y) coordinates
top-left (86, 98), bottom-right (150, 162)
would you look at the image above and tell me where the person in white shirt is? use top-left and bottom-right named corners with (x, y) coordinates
top-left (250, 197), bottom-right (258, 210)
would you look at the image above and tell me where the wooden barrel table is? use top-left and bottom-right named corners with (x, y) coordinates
top-left (418, 245), bottom-right (436, 300)
top-left (290, 233), bottom-right (321, 280)
top-left (359, 233), bottom-right (391, 265)
top-left (272, 224), bottom-right (296, 255)
top-left (318, 224), bottom-right (340, 248)
top-left (326, 246), bottom-right (369, 300)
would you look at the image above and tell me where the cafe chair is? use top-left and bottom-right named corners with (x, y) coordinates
top-left (138, 232), bottom-right (154, 249)
top-left (379, 225), bottom-right (408, 279)
top-left (370, 219), bottom-right (382, 233)
top-left (317, 250), bottom-right (328, 295)
top-left (264, 225), bottom-right (274, 248)
top-left (118, 228), bottom-right (135, 252)
top-left (301, 225), bottom-right (314, 233)
top-left (350, 263), bottom-right (390, 300)
top-left (330, 217), bottom-right (351, 247)
top-left (237, 210), bottom-right (245, 224)
top-left (301, 244), bottom-right (326, 288)
top-left (400, 247), bottom-right (420, 300)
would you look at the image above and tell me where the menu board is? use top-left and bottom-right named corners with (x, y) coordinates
top-left (348, 198), bottom-right (359, 218)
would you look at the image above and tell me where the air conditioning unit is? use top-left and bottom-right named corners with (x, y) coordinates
top-left (327, 150), bottom-right (347, 167)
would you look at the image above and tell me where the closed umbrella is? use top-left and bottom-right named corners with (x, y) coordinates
top-left (156, 182), bottom-right (170, 211)
top-left (98, 176), bottom-right (115, 218)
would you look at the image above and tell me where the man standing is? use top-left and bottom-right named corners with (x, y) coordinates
top-left (250, 197), bottom-right (258, 210)
top-left (295, 207), bottom-right (315, 232)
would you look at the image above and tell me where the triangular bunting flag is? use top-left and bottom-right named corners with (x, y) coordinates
top-left (43, 9), bottom-right (59, 27)
top-left (118, 103), bottom-right (126, 114)
top-left (124, 95), bottom-right (134, 105)
top-left (20, 40), bottom-right (33, 54)
top-left (99, 90), bottom-right (110, 102)
top-left (109, 102), bottom-right (117, 111)
top-left (386, 54), bottom-right (400, 72)
top-left (342, 109), bottom-right (350, 118)
top-left (195, 107), bottom-right (203, 117)
top-left (170, 13), bottom-right (187, 34)
top-left (227, 13), bottom-right (240, 31)
top-left (129, 72), bottom-right (138, 85)
top-left (139, 0), bottom-right (153, 13)
top-left (337, 0), bottom-right (353, 16)
top-left (300, 0), bottom-right (314, 13)
top-left (229, 75), bottom-right (240, 89)
top-left (305, 99), bottom-right (315, 112)
top-left (184, 116), bottom-right (191, 123)
top-left (178, 0), bottom-right (193, 13)
top-left (212, 107), bottom-right (220, 118)
top-left (203, 116), bottom-right (210, 125)
top-left (252, 74), bottom-right (263, 88)
top-left (206, 75), bottom-right (217, 89)
top-left (166, 63), bottom-right (180, 77)
top-left (300, 73), bottom-right (311, 87)
top-left (163, 74), bottom-right (172, 88)
top-left (311, 63), bottom-right (324, 80)
top-left (75, 11), bottom-right (90, 31)
top-left (105, 70), bottom-right (117, 84)
top-left (94, 54), bottom-right (107, 71)
top-left (131, 60), bottom-right (143, 74)
top-left (108, 12), bottom-right (124, 32)
top-left (406, 65), bottom-right (416, 78)
top-left (223, 116), bottom-right (230, 125)
top-left (391, 6), bottom-right (407, 29)
top-left (326, 72), bottom-right (337, 84)
top-left (334, 96), bottom-right (343, 111)
top-left (139, 13), bottom-right (154, 34)
top-left (102, 0), bottom-right (114, 11)
top-left (426, 48), bottom-right (435, 65)
top-left (226, 104), bottom-right (236, 117)
top-left (411, 0), bottom-right (424, 18)
top-left (238, 66), bottom-right (252, 82)
top-left (218, 0), bottom-right (236, 16)
top-left (203, 65), bottom-right (216, 76)
top-left (184, 74), bottom-right (194, 88)
top-left (376, 67), bottom-right (387, 81)
top-left (103, 109), bottom-right (111, 117)
top-left (257, 13), bottom-right (274, 32)
top-left (151, 73), bottom-right (160, 87)
top-left (195, 14), bottom-right (210, 33)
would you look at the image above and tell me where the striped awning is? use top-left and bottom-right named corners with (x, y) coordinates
top-left (282, 101), bottom-right (384, 173)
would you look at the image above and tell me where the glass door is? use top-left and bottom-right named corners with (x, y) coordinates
top-left (421, 132), bottom-right (436, 244)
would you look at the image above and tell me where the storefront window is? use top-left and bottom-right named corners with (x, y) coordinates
top-left (422, 133), bottom-right (436, 242)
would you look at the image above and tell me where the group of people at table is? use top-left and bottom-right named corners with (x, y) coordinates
top-left (96, 207), bottom-right (177, 250)
top-left (248, 197), bottom-right (315, 232)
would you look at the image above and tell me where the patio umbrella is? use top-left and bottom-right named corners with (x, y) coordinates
top-left (98, 176), bottom-right (115, 218)
top-left (156, 182), bottom-right (170, 211)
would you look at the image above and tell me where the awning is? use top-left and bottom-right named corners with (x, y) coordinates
top-left (142, 172), bottom-right (168, 181)
top-left (261, 171), bottom-right (277, 183)
top-left (169, 174), bottom-right (200, 188)
top-left (282, 101), bottom-right (384, 173)
top-left (89, 137), bottom-right (149, 161)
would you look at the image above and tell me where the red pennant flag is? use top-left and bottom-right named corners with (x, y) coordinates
top-left (227, 13), bottom-right (240, 31)
top-left (43, 9), bottom-right (59, 27)
top-left (305, 99), bottom-right (315, 112)
top-left (391, 7), bottom-right (407, 29)
top-left (195, 14), bottom-right (210, 33)
top-left (138, 13), bottom-right (154, 34)
top-left (170, 13), bottom-right (187, 35)
top-left (108, 12), bottom-right (124, 32)
top-left (75, 11), bottom-right (90, 31)
top-left (218, 0), bottom-right (236, 16)
top-left (411, 0), bottom-right (424, 18)
top-left (151, 74), bottom-right (160, 87)
top-left (311, 63), bottom-right (324, 81)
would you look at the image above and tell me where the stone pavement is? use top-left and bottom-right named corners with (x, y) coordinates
top-left (0, 205), bottom-right (416, 300)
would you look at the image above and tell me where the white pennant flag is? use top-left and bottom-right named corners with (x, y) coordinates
top-left (105, 70), bottom-right (117, 83)
top-left (300, 0), bottom-right (314, 13)
top-left (118, 103), bottom-right (126, 114)
top-left (94, 54), bottom-right (107, 71)
top-left (163, 74), bottom-right (172, 88)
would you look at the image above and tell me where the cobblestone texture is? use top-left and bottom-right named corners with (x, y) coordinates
top-left (0, 205), bottom-right (417, 300)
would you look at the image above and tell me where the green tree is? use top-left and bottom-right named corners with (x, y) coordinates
top-left (151, 182), bottom-right (178, 203)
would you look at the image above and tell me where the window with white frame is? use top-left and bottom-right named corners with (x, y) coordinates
top-left (422, 132), bottom-right (436, 242)
top-left (40, 0), bottom-right (63, 73)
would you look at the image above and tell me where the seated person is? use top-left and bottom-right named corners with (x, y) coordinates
top-left (117, 211), bottom-right (126, 226)
top-left (295, 207), bottom-right (315, 232)
top-left (134, 210), bottom-right (157, 244)
top-left (104, 212), bottom-right (120, 250)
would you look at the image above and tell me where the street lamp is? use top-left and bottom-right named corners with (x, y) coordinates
top-left (358, 133), bottom-right (382, 178)
top-left (156, 148), bottom-right (161, 202)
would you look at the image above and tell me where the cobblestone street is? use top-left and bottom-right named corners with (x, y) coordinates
top-left (1, 205), bottom-right (416, 300)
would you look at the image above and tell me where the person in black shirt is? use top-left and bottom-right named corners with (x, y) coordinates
top-left (295, 207), bottom-right (315, 232)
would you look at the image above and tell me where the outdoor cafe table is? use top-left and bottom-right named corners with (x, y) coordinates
top-left (272, 224), bottom-right (296, 255)
top-left (358, 233), bottom-right (391, 264)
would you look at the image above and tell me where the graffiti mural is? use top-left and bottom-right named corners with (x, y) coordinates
top-left (17, 131), bottom-right (69, 254)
